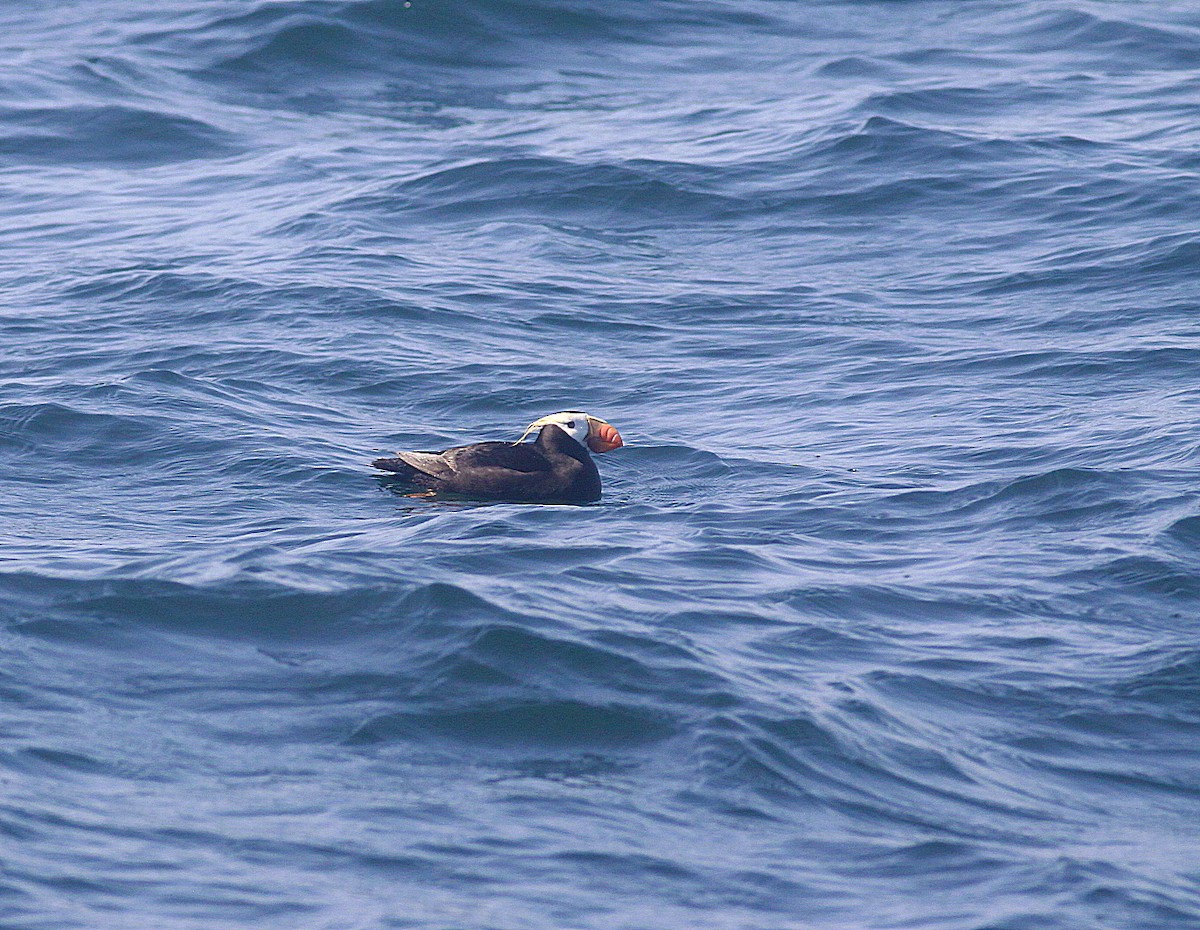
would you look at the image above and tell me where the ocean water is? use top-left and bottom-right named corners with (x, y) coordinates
top-left (3, 1), bottom-right (1200, 927)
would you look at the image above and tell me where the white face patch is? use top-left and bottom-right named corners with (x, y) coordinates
top-left (517, 411), bottom-right (591, 445)
top-left (551, 413), bottom-right (589, 443)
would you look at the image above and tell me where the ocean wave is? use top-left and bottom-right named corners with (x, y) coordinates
top-left (349, 699), bottom-right (674, 748)
top-left (972, 233), bottom-right (1200, 295)
top-left (0, 402), bottom-right (167, 461)
top-left (0, 104), bottom-right (237, 166)
top-left (1114, 648), bottom-right (1200, 716)
top-left (1010, 8), bottom-right (1200, 69)
top-left (335, 156), bottom-right (745, 225)
top-left (5, 0), bottom-right (1200, 926)
top-left (159, 0), bottom-right (689, 99)
top-left (1066, 556), bottom-right (1200, 603)
top-left (875, 467), bottom-right (1142, 528)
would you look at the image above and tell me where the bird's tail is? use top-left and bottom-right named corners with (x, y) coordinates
top-left (371, 456), bottom-right (419, 475)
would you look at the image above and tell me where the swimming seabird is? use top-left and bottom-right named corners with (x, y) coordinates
top-left (372, 411), bottom-right (623, 503)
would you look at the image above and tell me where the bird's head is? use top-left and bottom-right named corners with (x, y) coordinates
top-left (517, 411), bottom-right (623, 453)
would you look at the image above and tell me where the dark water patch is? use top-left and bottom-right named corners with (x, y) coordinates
top-left (3, 573), bottom-right (413, 643)
top-left (1064, 556), bottom-right (1200, 603)
top-left (6, 746), bottom-right (114, 778)
top-left (415, 620), bottom-right (731, 707)
top-left (1112, 649), bottom-right (1200, 716)
top-left (754, 621), bottom-right (893, 663)
top-left (782, 584), bottom-right (1041, 628)
top-left (809, 175), bottom-right (979, 218)
top-left (0, 402), bottom-right (168, 461)
top-left (346, 0), bottom-right (669, 48)
top-left (1164, 514), bottom-right (1200, 547)
top-left (692, 704), bottom-right (1035, 839)
top-left (866, 668), bottom-right (1076, 724)
top-left (807, 116), bottom-right (1031, 172)
top-left (554, 847), bottom-right (697, 881)
top-left (217, 17), bottom-right (383, 78)
top-left (813, 55), bottom-right (896, 79)
top-left (873, 467), bottom-right (1142, 531)
top-left (350, 698), bottom-right (674, 749)
top-left (180, 0), bottom-right (708, 101)
top-left (340, 156), bottom-right (746, 226)
top-left (60, 267), bottom-right (247, 306)
top-left (615, 444), bottom-right (730, 480)
top-left (840, 838), bottom-right (1012, 881)
top-left (0, 105), bottom-right (236, 166)
top-left (861, 82), bottom-right (1069, 120)
top-left (973, 233), bottom-right (1200, 296)
top-left (1010, 9), bottom-right (1200, 70)
top-left (1040, 759), bottom-right (1200, 805)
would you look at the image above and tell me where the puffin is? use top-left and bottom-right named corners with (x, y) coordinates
top-left (372, 411), bottom-right (623, 503)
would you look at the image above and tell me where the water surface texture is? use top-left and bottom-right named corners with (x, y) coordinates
top-left (3, 2), bottom-right (1200, 928)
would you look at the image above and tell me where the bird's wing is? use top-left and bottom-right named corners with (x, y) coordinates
top-left (443, 441), bottom-right (552, 473)
top-left (376, 442), bottom-right (550, 481)
top-left (388, 451), bottom-right (455, 479)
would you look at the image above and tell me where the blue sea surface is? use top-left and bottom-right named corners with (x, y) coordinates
top-left (3, 2), bottom-right (1200, 927)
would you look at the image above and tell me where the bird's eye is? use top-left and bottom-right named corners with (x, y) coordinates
top-left (566, 420), bottom-right (577, 429)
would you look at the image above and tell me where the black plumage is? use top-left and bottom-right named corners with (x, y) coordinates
top-left (373, 423), bottom-right (604, 503)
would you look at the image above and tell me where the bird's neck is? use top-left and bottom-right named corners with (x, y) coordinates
top-left (537, 425), bottom-right (590, 462)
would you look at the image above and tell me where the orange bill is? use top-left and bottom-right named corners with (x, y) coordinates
top-left (586, 417), bottom-right (623, 453)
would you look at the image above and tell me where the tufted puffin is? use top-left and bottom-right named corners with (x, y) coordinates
top-left (372, 411), bottom-right (623, 503)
